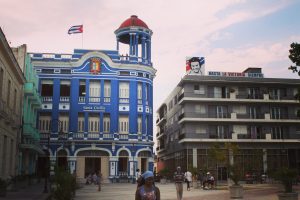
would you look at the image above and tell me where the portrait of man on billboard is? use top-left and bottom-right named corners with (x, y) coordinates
top-left (186, 57), bottom-right (205, 75)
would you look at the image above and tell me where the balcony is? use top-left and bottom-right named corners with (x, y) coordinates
top-left (156, 116), bottom-right (166, 126)
top-left (78, 96), bottom-right (85, 103)
top-left (119, 98), bottom-right (129, 104)
top-left (60, 96), bottom-right (70, 102)
top-left (42, 96), bottom-right (53, 102)
top-left (179, 92), bottom-right (298, 104)
top-left (24, 82), bottom-right (35, 95)
top-left (209, 132), bottom-right (232, 139)
top-left (178, 134), bottom-right (185, 140)
top-left (104, 97), bottom-right (111, 103)
top-left (23, 123), bottom-right (37, 138)
top-left (237, 133), bottom-right (266, 140)
top-left (89, 97), bottom-right (100, 103)
top-left (39, 131), bottom-right (153, 142)
top-left (178, 112), bottom-right (300, 124)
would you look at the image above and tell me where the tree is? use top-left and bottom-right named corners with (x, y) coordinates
top-left (288, 43), bottom-right (300, 76)
top-left (208, 143), bottom-right (240, 186)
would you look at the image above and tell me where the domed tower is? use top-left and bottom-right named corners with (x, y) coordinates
top-left (115, 15), bottom-right (153, 65)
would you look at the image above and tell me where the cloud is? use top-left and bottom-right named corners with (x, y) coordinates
top-left (204, 35), bottom-right (300, 78)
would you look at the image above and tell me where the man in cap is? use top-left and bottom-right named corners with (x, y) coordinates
top-left (173, 166), bottom-right (185, 200)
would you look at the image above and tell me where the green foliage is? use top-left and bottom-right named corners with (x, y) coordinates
top-left (289, 43), bottom-right (300, 67)
top-left (288, 43), bottom-right (300, 75)
top-left (208, 143), bottom-right (227, 164)
top-left (209, 143), bottom-right (242, 185)
top-left (52, 167), bottom-right (76, 200)
top-left (228, 164), bottom-right (243, 186)
top-left (274, 167), bottom-right (297, 193)
top-left (159, 168), bottom-right (170, 178)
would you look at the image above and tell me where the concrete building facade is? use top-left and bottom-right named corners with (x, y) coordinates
top-left (0, 28), bottom-right (25, 179)
top-left (156, 67), bottom-right (300, 180)
top-left (12, 44), bottom-right (43, 176)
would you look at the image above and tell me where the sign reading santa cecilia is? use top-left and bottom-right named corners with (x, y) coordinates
top-left (208, 71), bottom-right (264, 78)
top-left (83, 106), bottom-right (105, 112)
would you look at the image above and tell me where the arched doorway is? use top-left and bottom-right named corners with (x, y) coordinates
top-left (37, 150), bottom-right (50, 178)
top-left (118, 150), bottom-right (129, 176)
top-left (138, 151), bottom-right (152, 173)
top-left (56, 149), bottom-right (68, 170)
top-left (77, 150), bottom-right (109, 178)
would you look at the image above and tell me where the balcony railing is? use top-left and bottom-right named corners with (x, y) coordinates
top-left (39, 131), bottom-right (154, 142)
top-left (78, 96), bottom-right (85, 103)
top-left (119, 98), bottom-right (129, 103)
top-left (104, 97), bottom-right (111, 103)
top-left (60, 96), bottom-right (70, 102)
top-left (42, 96), bottom-right (52, 102)
top-left (89, 97), bottom-right (100, 103)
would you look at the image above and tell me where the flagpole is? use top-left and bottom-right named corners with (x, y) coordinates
top-left (82, 32), bottom-right (83, 49)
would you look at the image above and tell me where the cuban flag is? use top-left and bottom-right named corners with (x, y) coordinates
top-left (68, 25), bottom-right (83, 34)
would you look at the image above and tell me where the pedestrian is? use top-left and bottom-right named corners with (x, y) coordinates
top-left (174, 166), bottom-right (185, 200)
top-left (97, 172), bottom-right (102, 191)
top-left (86, 173), bottom-right (92, 185)
top-left (184, 170), bottom-right (192, 191)
top-left (92, 172), bottom-right (97, 185)
top-left (135, 171), bottom-right (160, 200)
top-left (197, 171), bottom-right (203, 189)
top-left (136, 169), bottom-right (142, 187)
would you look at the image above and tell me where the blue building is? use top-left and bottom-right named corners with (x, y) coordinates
top-left (31, 15), bottom-right (156, 182)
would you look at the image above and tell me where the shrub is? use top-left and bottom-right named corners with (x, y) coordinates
top-left (52, 167), bottom-right (76, 200)
top-left (274, 167), bottom-right (297, 193)
top-left (229, 164), bottom-right (243, 186)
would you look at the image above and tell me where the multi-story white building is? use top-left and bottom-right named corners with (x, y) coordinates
top-left (156, 66), bottom-right (300, 180)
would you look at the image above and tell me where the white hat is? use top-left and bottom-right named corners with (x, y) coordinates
top-left (207, 172), bottom-right (210, 175)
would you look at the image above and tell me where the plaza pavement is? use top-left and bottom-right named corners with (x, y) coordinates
top-left (74, 182), bottom-right (300, 200)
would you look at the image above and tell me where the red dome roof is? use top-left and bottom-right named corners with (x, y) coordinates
top-left (118, 15), bottom-right (149, 29)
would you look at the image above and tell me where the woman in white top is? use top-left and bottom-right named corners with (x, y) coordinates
top-left (184, 171), bottom-right (192, 191)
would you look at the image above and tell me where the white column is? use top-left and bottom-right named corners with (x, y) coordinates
top-left (68, 156), bottom-right (77, 174)
top-left (263, 149), bottom-right (267, 173)
top-left (193, 148), bottom-right (197, 168)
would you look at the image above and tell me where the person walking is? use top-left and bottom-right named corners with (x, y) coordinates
top-left (97, 172), bottom-right (102, 191)
top-left (174, 166), bottom-right (185, 200)
top-left (136, 169), bottom-right (142, 188)
top-left (135, 171), bottom-right (160, 200)
top-left (184, 170), bottom-right (192, 191)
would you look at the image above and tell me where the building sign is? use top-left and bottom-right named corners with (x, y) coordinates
top-left (90, 58), bottom-right (101, 74)
top-left (83, 105), bottom-right (106, 112)
top-left (208, 71), bottom-right (264, 78)
top-left (186, 57), bottom-right (205, 75)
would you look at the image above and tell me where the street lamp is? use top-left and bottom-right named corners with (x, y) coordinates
top-left (132, 143), bottom-right (135, 184)
top-left (43, 119), bottom-right (64, 193)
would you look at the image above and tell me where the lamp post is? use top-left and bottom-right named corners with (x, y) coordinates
top-left (43, 119), bottom-right (64, 193)
top-left (132, 143), bottom-right (135, 184)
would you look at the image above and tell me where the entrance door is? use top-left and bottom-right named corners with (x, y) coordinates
top-left (218, 167), bottom-right (227, 181)
top-left (141, 158), bottom-right (148, 173)
top-left (57, 149), bottom-right (68, 170)
top-left (118, 157), bottom-right (128, 176)
top-left (85, 157), bottom-right (101, 176)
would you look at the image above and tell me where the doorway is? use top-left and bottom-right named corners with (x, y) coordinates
top-left (141, 158), bottom-right (147, 173)
top-left (85, 157), bottom-right (101, 176)
top-left (218, 167), bottom-right (227, 181)
top-left (57, 149), bottom-right (68, 170)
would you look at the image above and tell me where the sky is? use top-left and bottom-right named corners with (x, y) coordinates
top-left (1, 0), bottom-right (300, 140)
